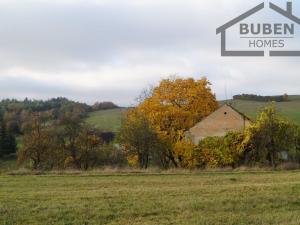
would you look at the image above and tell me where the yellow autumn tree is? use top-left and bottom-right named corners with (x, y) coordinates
top-left (134, 77), bottom-right (218, 168)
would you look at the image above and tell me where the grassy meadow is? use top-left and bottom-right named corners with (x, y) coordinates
top-left (227, 95), bottom-right (300, 124)
top-left (2, 96), bottom-right (300, 224)
top-left (85, 96), bottom-right (300, 134)
top-left (86, 108), bottom-right (126, 132)
top-left (1, 171), bottom-right (300, 225)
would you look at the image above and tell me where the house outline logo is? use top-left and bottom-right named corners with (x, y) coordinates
top-left (216, 1), bottom-right (300, 57)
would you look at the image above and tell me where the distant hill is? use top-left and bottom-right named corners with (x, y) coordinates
top-left (86, 108), bottom-right (127, 132)
top-left (85, 95), bottom-right (300, 132)
top-left (222, 95), bottom-right (300, 124)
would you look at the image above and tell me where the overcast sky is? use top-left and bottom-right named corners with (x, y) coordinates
top-left (0, 0), bottom-right (299, 106)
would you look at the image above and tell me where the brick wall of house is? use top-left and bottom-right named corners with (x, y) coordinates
top-left (188, 105), bottom-right (251, 145)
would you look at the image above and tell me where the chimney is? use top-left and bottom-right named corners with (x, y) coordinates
top-left (287, 1), bottom-right (292, 14)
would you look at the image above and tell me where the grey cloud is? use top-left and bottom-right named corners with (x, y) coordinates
top-left (0, 2), bottom-right (216, 73)
top-left (0, 0), bottom-right (300, 105)
top-left (0, 76), bottom-right (138, 105)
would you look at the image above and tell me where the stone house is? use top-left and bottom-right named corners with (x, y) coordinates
top-left (187, 104), bottom-right (251, 145)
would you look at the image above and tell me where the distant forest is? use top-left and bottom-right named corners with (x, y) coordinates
top-left (0, 97), bottom-right (120, 162)
top-left (233, 94), bottom-right (289, 102)
top-left (0, 97), bottom-right (118, 135)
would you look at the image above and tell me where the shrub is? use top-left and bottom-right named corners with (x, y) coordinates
top-left (194, 132), bottom-right (244, 168)
top-left (242, 105), bottom-right (299, 167)
top-left (97, 144), bottom-right (127, 167)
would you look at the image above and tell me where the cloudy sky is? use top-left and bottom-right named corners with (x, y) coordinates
top-left (0, 0), bottom-right (299, 106)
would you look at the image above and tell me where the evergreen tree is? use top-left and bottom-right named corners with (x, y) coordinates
top-left (0, 119), bottom-right (17, 157)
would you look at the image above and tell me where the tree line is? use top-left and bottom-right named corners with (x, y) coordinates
top-left (17, 112), bottom-right (126, 170)
top-left (233, 94), bottom-right (289, 102)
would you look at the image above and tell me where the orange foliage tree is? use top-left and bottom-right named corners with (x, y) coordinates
top-left (132, 77), bottom-right (218, 168)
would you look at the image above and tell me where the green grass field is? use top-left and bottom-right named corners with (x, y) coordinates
top-left (86, 108), bottom-right (126, 132)
top-left (1, 171), bottom-right (300, 224)
top-left (222, 95), bottom-right (300, 124)
top-left (85, 96), bottom-right (300, 133)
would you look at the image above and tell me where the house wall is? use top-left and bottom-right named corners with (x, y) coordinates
top-left (189, 105), bottom-right (251, 145)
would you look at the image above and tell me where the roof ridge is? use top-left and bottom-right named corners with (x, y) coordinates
top-left (224, 103), bottom-right (252, 122)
